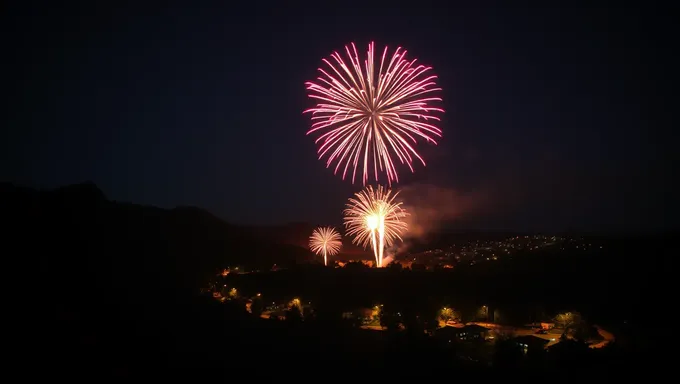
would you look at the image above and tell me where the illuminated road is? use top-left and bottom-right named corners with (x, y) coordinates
top-left (260, 311), bottom-right (613, 348)
top-left (360, 325), bottom-right (384, 331)
top-left (589, 325), bottom-right (615, 348)
top-left (513, 325), bottom-right (614, 348)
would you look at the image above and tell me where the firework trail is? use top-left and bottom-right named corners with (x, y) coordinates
top-left (343, 185), bottom-right (408, 267)
top-left (309, 227), bottom-right (342, 266)
top-left (304, 41), bottom-right (444, 185)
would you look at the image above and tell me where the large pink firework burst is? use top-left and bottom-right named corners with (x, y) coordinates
top-left (304, 41), bottom-right (444, 185)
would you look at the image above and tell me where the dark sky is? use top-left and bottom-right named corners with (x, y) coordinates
top-left (3, 2), bottom-right (674, 232)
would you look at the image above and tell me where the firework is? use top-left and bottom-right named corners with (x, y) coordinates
top-left (304, 41), bottom-right (444, 185)
top-left (309, 226), bottom-right (342, 266)
top-left (343, 185), bottom-right (408, 267)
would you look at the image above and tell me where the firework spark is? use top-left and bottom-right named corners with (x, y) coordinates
top-left (304, 41), bottom-right (444, 185)
top-left (343, 185), bottom-right (408, 267)
top-left (309, 227), bottom-right (342, 266)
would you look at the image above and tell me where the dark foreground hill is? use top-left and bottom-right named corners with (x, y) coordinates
top-left (2, 182), bottom-right (314, 288)
top-left (2, 182), bottom-right (320, 377)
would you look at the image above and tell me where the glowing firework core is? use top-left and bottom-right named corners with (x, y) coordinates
top-left (344, 186), bottom-right (408, 267)
top-left (366, 215), bottom-right (379, 230)
top-left (304, 42), bottom-right (444, 185)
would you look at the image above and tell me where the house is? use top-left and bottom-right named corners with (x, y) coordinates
top-left (433, 326), bottom-right (460, 343)
top-left (526, 322), bottom-right (555, 330)
top-left (268, 311), bottom-right (287, 320)
top-left (513, 335), bottom-right (550, 353)
top-left (540, 322), bottom-right (555, 330)
top-left (458, 324), bottom-right (491, 340)
top-left (434, 324), bottom-right (491, 342)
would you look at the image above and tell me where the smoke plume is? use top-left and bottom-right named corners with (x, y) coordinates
top-left (381, 255), bottom-right (394, 267)
top-left (397, 183), bottom-right (490, 247)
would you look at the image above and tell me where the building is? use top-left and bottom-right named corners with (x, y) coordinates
top-left (539, 322), bottom-right (555, 330)
top-left (526, 322), bottom-right (555, 330)
top-left (513, 335), bottom-right (550, 354)
top-left (434, 324), bottom-right (491, 342)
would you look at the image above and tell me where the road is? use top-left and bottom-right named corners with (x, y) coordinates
top-left (360, 325), bottom-right (384, 331)
top-left (261, 311), bottom-right (614, 348)
top-left (589, 325), bottom-right (614, 348)
top-left (513, 325), bottom-right (614, 348)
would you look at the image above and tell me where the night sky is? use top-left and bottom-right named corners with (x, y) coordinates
top-left (3, 2), bottom-right (673, 232)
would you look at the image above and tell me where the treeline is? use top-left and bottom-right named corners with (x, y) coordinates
top-left (223, 239), bottom-right (665, 330)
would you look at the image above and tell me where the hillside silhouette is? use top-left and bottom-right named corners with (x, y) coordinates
top-left (2, 182), bottom-right (317, 291)
top-left (2, 181), bottom-right (322, 376)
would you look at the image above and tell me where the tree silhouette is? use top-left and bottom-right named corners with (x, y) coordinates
top-left (286, 306), bottom-right (302, 323)
top-left (251, 298), bottom-right (264, 317)
top-left (379, 309), bottom-right (400, 331)
top-left (493, 338), bottom-right (523, 369)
